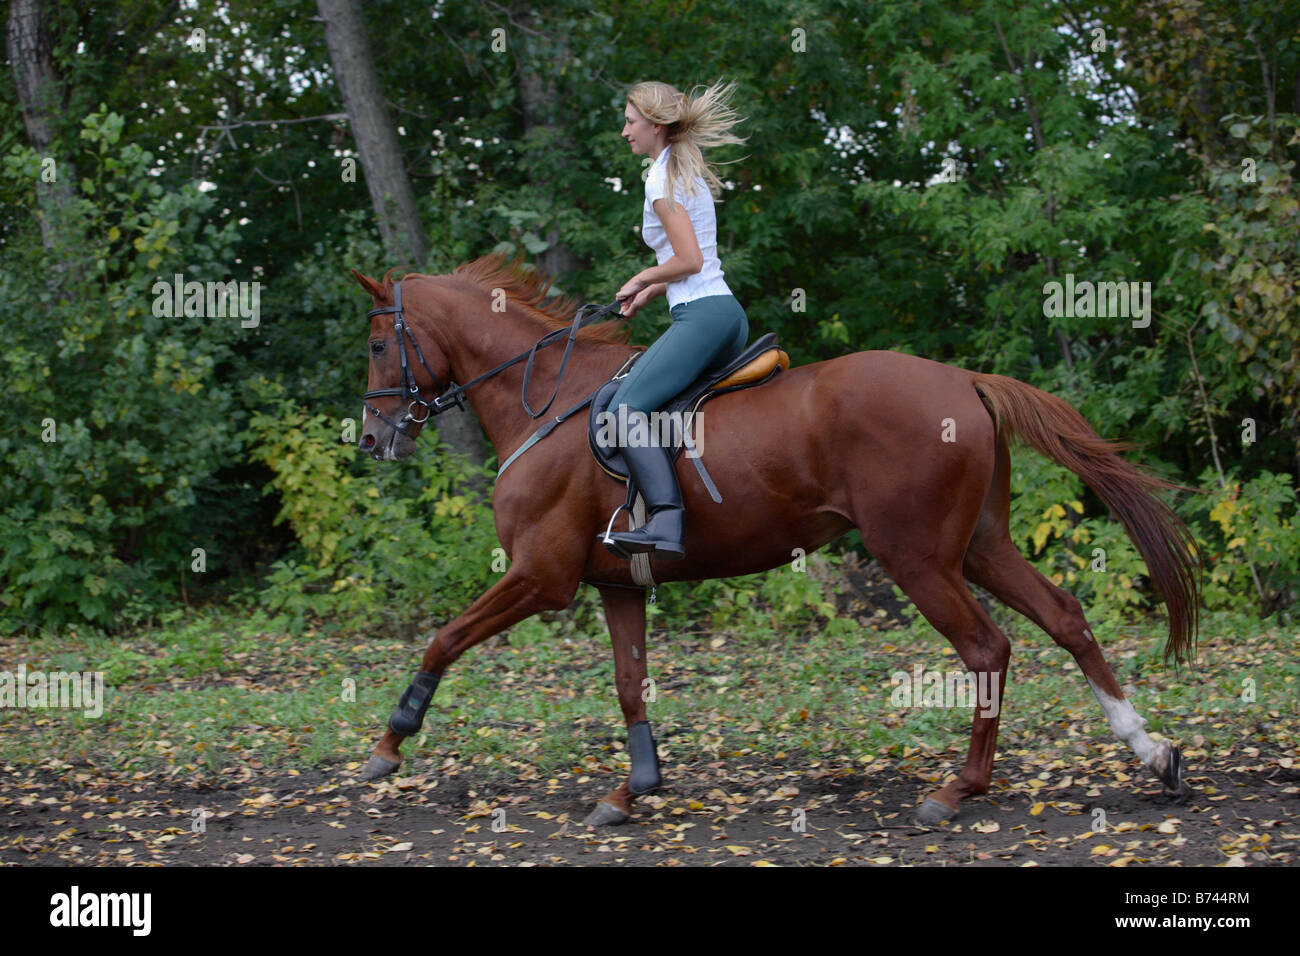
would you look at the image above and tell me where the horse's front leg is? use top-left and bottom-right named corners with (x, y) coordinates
top-left (583, 584), bottom-right (660, 826)
top-left (359, 563), bottom-right (576, 780)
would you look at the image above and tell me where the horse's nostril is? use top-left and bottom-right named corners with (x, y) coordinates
top-left (360, 434), bottom-right (376, 450)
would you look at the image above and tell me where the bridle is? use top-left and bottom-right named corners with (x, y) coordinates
top-left (363, 278), bottom-right (627, 438)
top-left (363, 280), bottom-right (450, 434)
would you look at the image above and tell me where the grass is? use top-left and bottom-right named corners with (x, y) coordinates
top-left (2, 583), bottom-right (1295, 786)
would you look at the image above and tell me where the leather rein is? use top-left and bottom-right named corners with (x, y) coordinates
top-left (363, 278), bottom-right (627, 436)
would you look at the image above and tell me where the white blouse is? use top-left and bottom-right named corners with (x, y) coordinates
top-left (642, 144), bottom-right (732, 309)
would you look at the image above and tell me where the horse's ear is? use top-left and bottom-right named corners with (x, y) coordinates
top-left (351, 268), bottom-right (385, 300)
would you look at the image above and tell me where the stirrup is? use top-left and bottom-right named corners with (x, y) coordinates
top-left (600, 503), bottom-right (636, 559)
top-left (604, 508), bottom-right (684, 560)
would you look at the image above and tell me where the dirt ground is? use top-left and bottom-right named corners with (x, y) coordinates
top-left (4, 556), bottom-right (1295, 868)
top-left (3, 745), bottom-right (1295, 866)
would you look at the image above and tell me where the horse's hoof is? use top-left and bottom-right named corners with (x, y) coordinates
top-left (1157, 743), bottom-right (1184, 792)
top-left (359, 754), bottom-right (400, 781)
top-left (583, 801), bottom-right (630, 827)
top-left (913, 797), bottom-right (958, 827)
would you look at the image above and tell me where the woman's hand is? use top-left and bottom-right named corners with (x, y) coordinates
top-left (616, 273), bottom-right (650, 304)
top-left (619, 283), bottom-right (661, 318)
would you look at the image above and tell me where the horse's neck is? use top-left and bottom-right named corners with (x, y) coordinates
top-left (436, 309), bottom-right (626, 458)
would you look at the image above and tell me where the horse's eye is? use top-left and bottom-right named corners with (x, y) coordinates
top-left (370, 340), bottom-right (385, 355)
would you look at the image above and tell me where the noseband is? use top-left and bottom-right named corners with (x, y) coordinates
top-left (363, 278), bottom-right (626, 438)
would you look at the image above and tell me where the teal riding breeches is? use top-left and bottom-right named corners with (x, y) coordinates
top-left (610, 293), bottom-right (749, 414)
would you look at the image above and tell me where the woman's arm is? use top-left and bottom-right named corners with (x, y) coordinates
top-left (618, 199), bottom-right (703, 303)
top-left (640, 198), bottom-right (704, 284)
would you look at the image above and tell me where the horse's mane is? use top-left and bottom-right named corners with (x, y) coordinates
top-left (423, 251), bottom-right (636, 346)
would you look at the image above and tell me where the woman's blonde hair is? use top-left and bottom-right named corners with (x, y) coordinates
top-left (625, 78), bottom-right (748, 209)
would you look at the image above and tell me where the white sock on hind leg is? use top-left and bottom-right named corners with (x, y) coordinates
top-left (1086, 676), bottom-right (1159, 765)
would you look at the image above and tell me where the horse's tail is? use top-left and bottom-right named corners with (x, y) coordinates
top-left (972, 373), bottom-right (1201, 665)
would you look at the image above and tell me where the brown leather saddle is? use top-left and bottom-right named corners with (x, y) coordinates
top-left (587, 332), bottom-right (790, 501)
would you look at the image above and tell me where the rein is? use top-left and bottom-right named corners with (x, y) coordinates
top-left (363, 278), bottom-right (627, 435)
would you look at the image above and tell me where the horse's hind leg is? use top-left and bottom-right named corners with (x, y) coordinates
top-left (853, 403), bottom-right (1010, 823)
top-left (960, 441), bottom-right (1187, 796)
top-left (882, 565), bottom-right (1013, 825)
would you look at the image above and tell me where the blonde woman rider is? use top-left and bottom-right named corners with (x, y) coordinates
top-left (602, 79), bottom-right (749, 562)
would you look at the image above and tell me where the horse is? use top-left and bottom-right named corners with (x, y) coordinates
top-left (351, 252), bottom-right (1199, 826)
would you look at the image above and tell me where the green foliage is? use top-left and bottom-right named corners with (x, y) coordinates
top-left (642, 551), bottom-right (846, 642)
top-left (243, 382), bottom-right (499, 634)
top-left (1199, 114), bottom-right (1300, 426)
top-left (1003, 444), bottom-right (1170, 624)
top-left (1005, 442), bottom-right (1300, 624)
top-left (0, 109), bottom-right (242, 633)
top-left (1068, 516), bottom-right (1156, 621)
top-left (2, 1), bottom-right (1297, 634)
top-left (1005, 448), bottom-right (1150, 625)
top-left (1192, 468), bottom-right (1300, 615)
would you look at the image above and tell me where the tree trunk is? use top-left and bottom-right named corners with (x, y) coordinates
top-left (316, 0), bottom-right (429, 267)
top-left (512, 2), bottom-right (581, 284)
top-left (6, 0), bottom-right (79, 267)
top-left (317, 0), bottom-right (490, 487)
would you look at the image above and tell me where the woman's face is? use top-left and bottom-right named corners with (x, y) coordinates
top-left (622, 102), bottom-right (660, 155)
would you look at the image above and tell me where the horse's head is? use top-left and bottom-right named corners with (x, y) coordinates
top-left (352, 270), bottom-right (454, 461)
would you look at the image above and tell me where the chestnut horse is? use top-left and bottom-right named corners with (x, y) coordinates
top-left (352, 253), bottom-right (1199, 826)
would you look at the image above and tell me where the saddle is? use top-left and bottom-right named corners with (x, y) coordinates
top-left (587, 332), bottom-right (789, 498)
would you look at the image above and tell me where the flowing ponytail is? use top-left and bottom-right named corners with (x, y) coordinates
top-left (625, 78), bottom-right (748, 209)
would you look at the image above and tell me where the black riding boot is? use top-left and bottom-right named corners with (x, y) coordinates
top-left (602, 442), bottom-right (685, 561)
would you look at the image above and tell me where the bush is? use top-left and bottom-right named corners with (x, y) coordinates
top-left (0, 110), bottom-right (242, 633)
top-left (243, 380), bottom-right (499, 634)
top-left (1191, 468), bottom-right (1299, 616)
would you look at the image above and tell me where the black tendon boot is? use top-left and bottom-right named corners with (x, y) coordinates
top-left (602, 441), bottom-right (685, 560)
